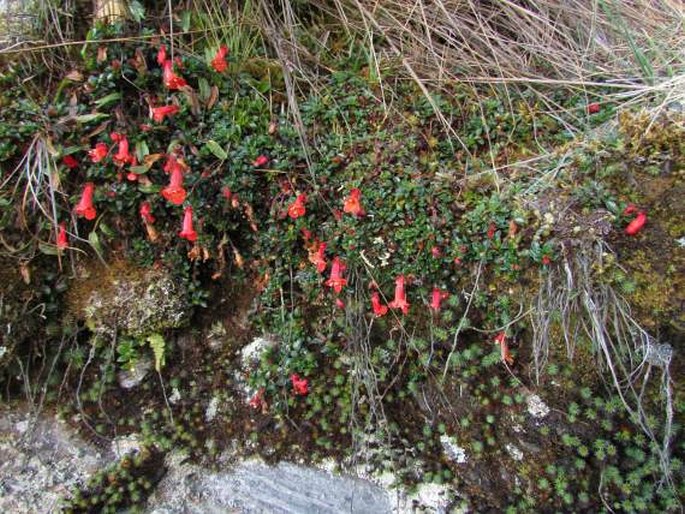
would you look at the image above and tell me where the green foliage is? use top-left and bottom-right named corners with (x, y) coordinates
top-left (147, 333), bottom-right (165, 372)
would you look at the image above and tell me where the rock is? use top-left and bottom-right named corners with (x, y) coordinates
top-left (205, 397), bottom-right (219, 422)
top-left (239, 336), bottom-right (276, 370)
top-left (111, 434), bottom-right (144, 459)
top-left (505, 443), bottom-right (524, 461)
top-left (148, 454), bottom-right (394, 513)
top-left (117, 356), bottom-right (153, 389)
top-left (440, 435), bottom-right (468, 464)
top-left (68, 262), bottom-right (190, 339)
top-left (526, 393), bottom-right (550, 419)
top-left (0, 406), bottom-right (105, 514)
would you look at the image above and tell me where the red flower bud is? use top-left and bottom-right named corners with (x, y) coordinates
top-left (156, 45), bottom-right (167, 66)
top-left (253, 155), bottom-right (269, 167)
top-left (371, 291), bottom-right (388, 317)
top-left (62, 155), bottom-right (79, 169)
top-left (487, 222), bottom-right (496, 240)
top-left (493, 332), bottom-right (513, 365)
top-left (57, 222), bottom-right (68, 250)
top-left (140, 201), bottom-right (155, 224)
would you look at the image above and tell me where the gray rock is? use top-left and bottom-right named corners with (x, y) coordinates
top-left (117, 355), bottom-right (153, 389)
top-left (0, 406), bottom-right (105, 514)
top-left (148, 454), bottom-right (394, 514)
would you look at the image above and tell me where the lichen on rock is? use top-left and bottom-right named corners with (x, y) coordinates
top-left (67, 260), bottom-right (190, 339)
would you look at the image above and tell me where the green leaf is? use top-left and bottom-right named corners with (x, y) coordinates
top-left (99, 223), bottom-right (115, 237)
top-left (138, 183), bottom-right (161, 194)
top-left (205, 140), bottom-right (227, 160)
top-left (75, 113), bottom-right (109, 124)
top-left (62, 145), bottom-right (82, 156)
top-left (128, 0), bottom-right (145, 23)
top-left (198, 78), bottom-right (210, 102)
top-left (129, 165), bottom-right (150, 175)
top-left (135, 140), bottom-right (150, 162)
top-left (147, 333), bottom-right (166, 372)
top-left (88, 230), bottom-right (103, 254)
top-left (39, 242), bottom-right (59, 255)
top-left (94, 92), bottom-right (121, 109)
top-left (180, 10), bottom-right (192, 32)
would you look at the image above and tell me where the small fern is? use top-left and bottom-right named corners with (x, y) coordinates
top-left (147, 333), bottom-right (165, 372)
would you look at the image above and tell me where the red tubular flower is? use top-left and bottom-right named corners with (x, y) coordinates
top-left (88, 142), bottom-right (108, 163)
top-left (179, 206), bottom-right (197, 242)
top-left (335, 298), bottom-right (346, 309)
top-left (371, 291), bottom-right (388, 317)
top-left (308, 241), bottom-right (327, 273)
top-left (221, 187), bottom-right (232, 200)
top-left (151, 104), bottom-right (179, 123)
top-left (290, 373), bottom-right (309, 396)
top-left (587, 102), bottom-right (600, 114)
top-left (541, 255), bottom-right (551, 266)
top-left (62, 155), bottom-right (79, 169)
top-left (625, 211), bottom-right (647, 236)
top-left (325, 256), bottom-right (347, 293)
top-left (111, 133), bottom-right (133, 167)
top-left (252, 155), bottom-right (269, 167)
top-left (161, 166), bottom-right (187, 205)
top-left (388, 275), bottom-right (410, 315)
top-left (211, 45), bottom-right (229, 72)
top-left (162, 60), bottom-right (187, 90)
top-left (163, 153), bottom-right (184, 174)
top-left (493, 332), bottom-right (513, 365)
top-left (287, 194), bottom-right (307, 219)
top-left (343, 188), bottom-right (365, 217)
top-left (430, 287), bottom-right (449, 312)
top-left (156, 45), bottom-right (167, 66)
top-left (139, 201), bottom-right (155, 224)
top-left (75, 182), bottom-right (97, 220)
top-left (57, 222), bottom-right (68, 250)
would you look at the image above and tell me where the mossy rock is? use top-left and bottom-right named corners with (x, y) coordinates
top-left (66, 260), bottom-right (190, 338)
top-left (0, 258), bottom-right (45, 378)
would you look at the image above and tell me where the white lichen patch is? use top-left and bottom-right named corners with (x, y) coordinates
top-left (111, 434), bottom-right (143, 459)
top-left (403, 482), bottom-right (455, 513)
top-left (440, 435), bottom-right (468, 464)
top-left (526, 393), bottom-right (550, 418)
top-left (169, 387), bottom-right (181, 404)
top-left (240, 336), bottom-right (275, 369)
top-left (505, 443), bottom-right (524, 461)
top-left (205, 396), bottom-right (220, 422)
